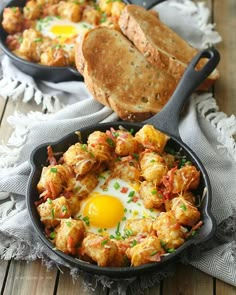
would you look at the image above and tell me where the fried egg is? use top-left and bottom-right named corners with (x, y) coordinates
top-left (36, 16), bottom-right (93, 44)
top-left (79, 172), bottom-right (161, 237)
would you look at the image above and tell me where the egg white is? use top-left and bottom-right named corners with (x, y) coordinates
top-left (79, 171), bottom-right (161, 237)
top-left (36, 16), bottom-right (93, 43)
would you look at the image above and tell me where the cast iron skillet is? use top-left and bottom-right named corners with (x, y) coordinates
top-left (27, 47), bottom-right (220, 278)
top-left (0, 0), bottom-right (166, 82)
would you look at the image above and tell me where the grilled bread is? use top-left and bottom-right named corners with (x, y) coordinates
top-left (119, 5), bottom-right (219, 90)
top-left (76, 27), bottom-right (176, 122)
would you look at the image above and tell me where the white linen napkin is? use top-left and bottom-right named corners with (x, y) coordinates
top-left (1, 1), bottom-right (236, 294)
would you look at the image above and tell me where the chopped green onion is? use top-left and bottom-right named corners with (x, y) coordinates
top-left (62, 205), bottom-right (68, 213)
top-left (180, 204), bottom-right (187, 211)
top-left (65, 221), bottom-right (71, 227)
top-left (50, 167), bottom-right (57, 173)
top-left (82, 216), bottom-right (90, 226)
top-left (151, 190), bottom-right (157, 195)
top-left (51, 208), bottom-right (55, 219)
top-left (133, 153), bottom-right (139, 160)
top-left (150, 250), bottom-right (158, 256)
top-left (114, 182), bottom-right (120, 190)
top-left (101, 239), bottom-right (108, 246)
top-left (130, 240), bottom-right (137, 247)
top-left (49, 232), bottom-right (56, 239)
top-left (106, 137), bottom-right (115, 147)
top-left (47, 198), bottom-right (52, 204)
top-left (128, 191), bottom-right (135, 198)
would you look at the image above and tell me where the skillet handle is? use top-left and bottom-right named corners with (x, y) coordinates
top-left (144, 48), bottom-right (220, 139)
top-left (123, 0), bottom-right (166, 10)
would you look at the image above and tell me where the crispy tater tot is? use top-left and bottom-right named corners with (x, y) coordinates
top-left (2, 7), bottom-right (24, 34)
top-left (139, 181), bottom-right (164, 209)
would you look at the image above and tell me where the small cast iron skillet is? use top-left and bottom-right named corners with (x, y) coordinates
top-left (0, 0), bottom-right (166, 82)
top-left (27, 48), bottom-right (220, 278)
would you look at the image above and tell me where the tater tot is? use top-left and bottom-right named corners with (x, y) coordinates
top-left (73, 172), bottom-right (99, 198)
top-left (140, 151), bottom-right (168, 183)
top-left (87, 131), bottom-right (114, 162)
top-left (19, 29), bottom-right (43, 62)
top-left (126, 236), bottom-right (165, 266)
top-left (112, 159), bottom-right (140, 184)
top-left (57, 2), bottom-right (81, 22)
top-left (40, 47), bottom-right (70, 66)
top-left (55, 218), bottom-right (85, 255)
top-left (82, 7), bottom-right (101, 25)
top-left (81, 233), bottom-right (119, 266)
top-left (139, 181), bottom-right (164, 209)
top-left (23, 1), bottom-right (41, 20)
top-left (67, 195), bottom-right (80, 217)
top-left (171, 197), bottom-right (200, 227)
top-left (37, 164), bottom-right (72, 199)
top-left (2, 7), bottom-right (24, 34)
top-left (63, 143), bottom-right (96, 176)
top-left (163, 165), bottom-right (200, 194)
top-left (135, 125), bottom-right (169, 153)
top-left (153, 211), bottom-right (186, 249)
top-left (113, 130), bottom-right (139, 157)
top-left (111, 1), bottom-right (126, 18)
top-left (124, 218), bottom-right (154, 236)
top-left (37, 196), bottom-right (72, 227)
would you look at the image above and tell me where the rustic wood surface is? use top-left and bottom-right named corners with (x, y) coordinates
top-left (0, 0), bottom-right (236, 294)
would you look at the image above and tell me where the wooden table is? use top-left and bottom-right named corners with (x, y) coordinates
top-left (0, 0), bottom-right (236, 294)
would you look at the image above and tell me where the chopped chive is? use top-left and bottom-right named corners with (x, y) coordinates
top-left (180, 204), bottom-right (187, 211)
top-left (49, 232), bottom-right (56, 239)
top-left (133, 153), bottom-right (139, 160)
top-left (122, 216), bottom-right (127, 221)
top-left (101, 239), bottom-right (108, 246)
top-left (62, 205), bottom-right (68, 213)
top-left (51, 208), bottom-right (55, 219)
top-left (106, 137), bottom-right (115, 147)
top-left (151, 190), bottom-right (157, 195)
top-left (124, 208), bottom-right (127, 213)
top-left (128, 191), bottom-right (135, 198)
top-left (150, 159), bottom-right (155, 163)
top-left (129, 128), bottom-right (134, 135)
top-left (82, 216), bottom-right (90, 226)
top-left (115, 222), bottom-right (120, 235)
top-left (77, 214), bottom-right (82, 219)
top-left (191, 230), bottom-right (196, 236)
top-left (50, 167), bottom-right (57, 173)
top-left (47, 198), bottom-right (52, 204)
top-left (130, 240), bottom-right (137, 247)
top-left (34, 37), bottom-right (43, 42)
top-left (98, 228), bottom-right (103, 233)
top-left (150, 250), bottom-right (158, 256)
top-left (98, 174), bottom-right (106, 180)
top-left (81, 144), bottom-right (87, 151)
top-left (114, 182), bottom-right (120, 190)
top-left (127, 199), bottom-right (133, 203)
top-left (65, 221), bottom-right (72, 227)
top-left (167, 248), bottom-right (175, 253)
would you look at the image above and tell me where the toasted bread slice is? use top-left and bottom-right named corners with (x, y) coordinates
top-left (76, 27), bottom-right (176, 122)
top-left (119, 5), bottom-right (219, 90)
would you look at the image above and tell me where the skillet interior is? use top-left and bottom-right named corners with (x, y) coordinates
top-left (0, 0), bottom-right (83, 82)
top-left (27, 121), bottom-right (216, 278)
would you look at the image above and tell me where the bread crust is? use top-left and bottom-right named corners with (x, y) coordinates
top-left (119, 5), bottom-right (219, 90)
top-left (76, 27), bottom-right (177, 122)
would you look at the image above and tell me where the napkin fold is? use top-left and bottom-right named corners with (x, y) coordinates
top-left (0, 0), bottom-right (236, 294)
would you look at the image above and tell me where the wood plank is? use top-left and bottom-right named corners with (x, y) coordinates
top-left (162, 264), bottom-right (213, 295)
top-left (56, 267), bottom-right (107, 295)
top-left (0, 97), bottom-right (7, 123)
top-left (3, 260), bottom-right (57, 295)
top-left (214, 0), bottom-right (236, 116)
top-left (216, 280), bottom-right (236, 295)
top-left (0, 260), bottom-right (10, 294)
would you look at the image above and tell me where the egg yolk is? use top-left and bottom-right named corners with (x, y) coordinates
top-left (50, 24), bottom-right (78, 38)
top-left (83, 194), bottom-right (124, 229)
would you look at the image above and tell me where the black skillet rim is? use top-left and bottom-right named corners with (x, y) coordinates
top-left (26, 121), bottom-right (216, 278)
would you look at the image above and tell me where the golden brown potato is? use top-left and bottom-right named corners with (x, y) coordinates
top-left (57, 2), bottom-right (81, 22)
top-left (66, 195), bottom-right (80, 217)
top-left (140, 150), bottom-right (168, 183)
top-left (40, 47), bottom-right (70, 67)
top-left (87, 131), bottom-right (114, 162)
top-left (37, 196), bottom-right (72, 227)
top-left (171, 196), bottom-right (200, 227)
top-left (111, 1), bottom-right (126, 18)
top-left (73, 172), bottom-right (99, 198)
top-left (112, 159), bottom-right (140, 185)
top-left (55, 218), bottom-right (85, 255)
top-left (23, 1), bottom-right (41, 20)
top-left (81, 7), bottom-right (101, 25)
top-left (19, 29), bottom-right (44, 62)
top-left (6, 34), bottom-right (23, 51)
top-left (63, 143), bottom-right (96, 176)
top-left (81, 233), bottom-right (119, 266)
top-left (113, 130), bottom-right (139, 157)
top-left (98, 0), bottom-right (113, 16)
top-left (37, 164), bottom-right (72, 199)
top-left (126, 236), bottom-right (165, 266)
top-left (163, 165), bottom-right (200, 194)
top-left (139, 181), bottom-right (164, 209)
top-left (135, 125), bottom-right (169, 153)
top-left (2, 7), bottom-right (24, 34)
top-left (153, 211), bottom-right (186, 249)
top-left (124, 218), bottom-right (154, 236)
